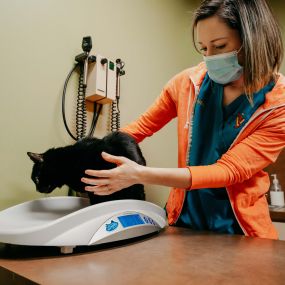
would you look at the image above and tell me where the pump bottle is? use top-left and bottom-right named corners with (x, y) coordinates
top-left (270, 174), bottom-right (285, 206)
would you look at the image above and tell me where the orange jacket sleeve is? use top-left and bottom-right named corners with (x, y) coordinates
top-left (120, 83), bottom-right (177, 143)
top-left (189, 107), bottom-right (285, 189)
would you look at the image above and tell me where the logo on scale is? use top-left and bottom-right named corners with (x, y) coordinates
top-left (105, 220), bottom-right (119, 232)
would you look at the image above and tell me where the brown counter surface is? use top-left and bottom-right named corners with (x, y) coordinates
top-left (0, 226), bottom-right (285, 285)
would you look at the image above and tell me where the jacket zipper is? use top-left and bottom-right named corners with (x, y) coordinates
top-left (174, 81), bottom-right (200, 224)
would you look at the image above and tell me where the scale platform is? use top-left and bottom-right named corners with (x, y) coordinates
top-left (0, 197), bottom-right (167, 254)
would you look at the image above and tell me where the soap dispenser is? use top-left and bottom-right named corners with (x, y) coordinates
top-left (270, 174), bottom-right (285, 206)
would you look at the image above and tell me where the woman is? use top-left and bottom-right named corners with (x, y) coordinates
top-left (81, 0), bottom-right (285, 239)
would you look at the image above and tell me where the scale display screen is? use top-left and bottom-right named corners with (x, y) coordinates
top-left (118, 214), bottom-right (145, 228)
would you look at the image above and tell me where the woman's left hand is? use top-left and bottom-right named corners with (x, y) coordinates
top-left (81, 152), bottom-right (143, 195)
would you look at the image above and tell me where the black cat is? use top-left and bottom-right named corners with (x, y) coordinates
top-left (27, 131), bottom-right (146, 204)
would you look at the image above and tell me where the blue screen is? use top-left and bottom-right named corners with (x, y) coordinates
top-left (118, 214), bottom-right (145, 228)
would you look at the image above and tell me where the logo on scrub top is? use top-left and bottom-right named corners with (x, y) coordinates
top-left (105, 220), bottom-right (119, 232)
top-left (235, 113), bottom-right (245, 129)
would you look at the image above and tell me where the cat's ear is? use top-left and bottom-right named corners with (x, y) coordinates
top-left (27, 152), bottom-right (44, 163)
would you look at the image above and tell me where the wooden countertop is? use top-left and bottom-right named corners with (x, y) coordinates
top-left (1, 226), bottom-right (285, 285)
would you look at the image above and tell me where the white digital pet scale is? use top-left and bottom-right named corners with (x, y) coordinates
top-left (0, 197), bottom-right (167, 254)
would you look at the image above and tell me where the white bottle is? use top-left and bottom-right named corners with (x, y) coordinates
top-left (270, 174), bottom-right (285, 206)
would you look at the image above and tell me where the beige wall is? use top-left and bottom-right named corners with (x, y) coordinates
top-left (0, 0), bottom-right (284, 211)
top-left (0, 0), bottom-right (198, 210)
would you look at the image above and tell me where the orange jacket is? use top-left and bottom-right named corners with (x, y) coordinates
top-left (121, 62), bottom-right (285, 239)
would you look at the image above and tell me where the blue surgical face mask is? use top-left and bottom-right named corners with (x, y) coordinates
top-left (203, 48), bottom-right (243, 85)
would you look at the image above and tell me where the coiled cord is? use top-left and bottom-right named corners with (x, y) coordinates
top-left (76, 65), bottom-right (87, 140)
top-left (111, 99), bottom-right (120, 132)
top-left (62, 63), bottom-right (98, 141)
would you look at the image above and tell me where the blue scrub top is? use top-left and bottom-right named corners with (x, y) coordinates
top-left (177, 73), bottom-right (274, 234)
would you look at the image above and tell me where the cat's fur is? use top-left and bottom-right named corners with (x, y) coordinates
top-left (27, 131), bottom-right (146, 204)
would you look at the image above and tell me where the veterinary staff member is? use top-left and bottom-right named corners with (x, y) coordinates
top-left (82, 0), bottom-right (285, 239)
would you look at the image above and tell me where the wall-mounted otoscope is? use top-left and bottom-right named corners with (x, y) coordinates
top-left (75, 36), bottom-right (96, 87)
top-left (62, 36), bottom-right (125, 141)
